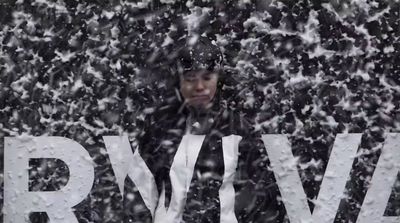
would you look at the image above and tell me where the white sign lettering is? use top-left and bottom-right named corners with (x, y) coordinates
top-left (103, 135), bottom-right (158, 217)
top-left (262, 133), bottom-right (400, 223)
top-left (3, 133), bottom-right (400, 222)
top-left (262, 134), bottom-right (361, 223)
top-left (357, 133), bottom-right (400, 223)
top-left (4, 136), bottom-right (94, 223)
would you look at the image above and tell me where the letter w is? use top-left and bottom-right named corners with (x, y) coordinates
top-left (105, 134), bottom-right (242, 223)
top-left (103, 136), bottom-right (159, 217)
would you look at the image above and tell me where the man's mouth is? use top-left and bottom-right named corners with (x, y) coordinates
top-left (189, 95), bottom-right (210, 103)
top-left (191, 95), bottom-right (209, 99)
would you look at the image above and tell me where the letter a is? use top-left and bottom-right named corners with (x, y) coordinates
top-left (357, 133), bottom-right (400, 223)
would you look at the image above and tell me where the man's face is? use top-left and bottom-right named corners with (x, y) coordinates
top-left (180, 70), bottom-right (219, 109)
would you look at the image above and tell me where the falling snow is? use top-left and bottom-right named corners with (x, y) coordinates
top-left (1, 0), bottom-right (400, 222)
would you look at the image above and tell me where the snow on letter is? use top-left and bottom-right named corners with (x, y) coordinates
top-left (4, 136), bottom-right (95, 223)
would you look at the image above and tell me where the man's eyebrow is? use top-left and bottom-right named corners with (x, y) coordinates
top-left (202, 72), bottom-right (216, 77)
top-left (182, 73), bottom-right (196, 78)
top-left (183, 69), bottom-right (203, 76)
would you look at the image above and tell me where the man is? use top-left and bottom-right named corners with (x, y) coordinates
top-left (128, 36), bottom-right (285, 223)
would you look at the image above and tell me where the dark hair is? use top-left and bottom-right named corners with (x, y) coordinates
top-left (170, 36), bottom-right (223, 76)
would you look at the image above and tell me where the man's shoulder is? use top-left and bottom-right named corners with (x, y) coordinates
top-left (143, 103), bottom-right (186, 130)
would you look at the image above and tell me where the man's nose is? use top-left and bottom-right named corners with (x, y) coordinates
top-left (195, 80), bottom-right (205, 91)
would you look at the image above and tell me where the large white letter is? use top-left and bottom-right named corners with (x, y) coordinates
top-left (153, 134), bottom-right (242, 223)
top-left (262, 134), bottom-right (361, 223)
top-left (219, 135), bottom-right (242, 223)
top-left (4, 136), bottom-right (95, 223)
top-left (154, 134), bottom-right (206, 223)
top-left (357, 133), bottom-right (400, 223)
top-left (103, 135), bottom-right (158, 217)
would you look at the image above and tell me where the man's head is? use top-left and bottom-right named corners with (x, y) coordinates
top-left (173, 36), bottom-right (223, 109)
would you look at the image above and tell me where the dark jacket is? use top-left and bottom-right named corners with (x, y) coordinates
top-left (126, 99), bottom-right (286, 223)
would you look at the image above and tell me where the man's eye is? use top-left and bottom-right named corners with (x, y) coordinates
top-left (202, 73), bottom-right (214, 81)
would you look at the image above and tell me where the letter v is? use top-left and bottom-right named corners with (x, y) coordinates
top-left (262, 134), bottom-right (362, 223)
top-left (103, 135), bottom-right (158, 218)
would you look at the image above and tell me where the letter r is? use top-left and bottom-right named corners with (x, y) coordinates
top-left (4, 136), bottom-right (94, 223)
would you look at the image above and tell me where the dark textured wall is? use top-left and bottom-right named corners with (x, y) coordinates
top-left (1, 0), bottom-right (400, 222)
